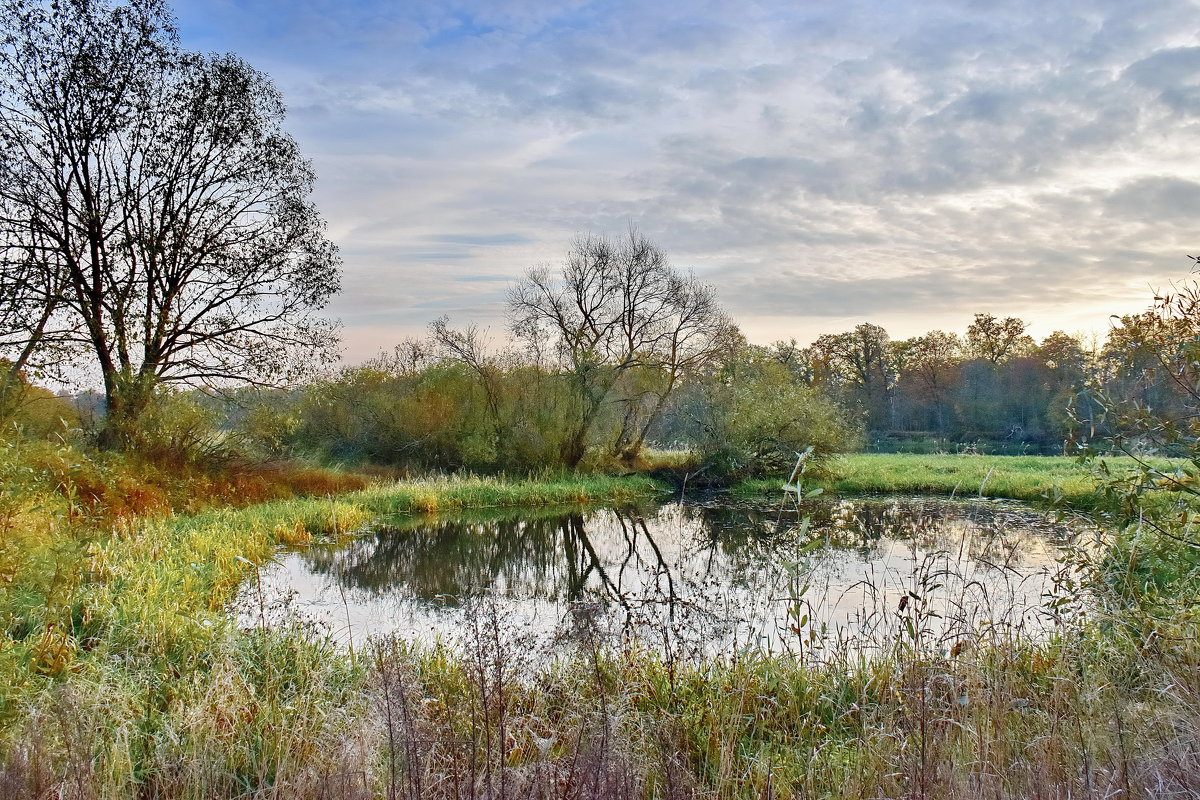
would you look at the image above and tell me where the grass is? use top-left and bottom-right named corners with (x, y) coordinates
top-left (360, 605), bottom-right (1200, 800)
top-left (3, 445), bottom-right (1200, 797)
top-left (346, 472), bottom-right (666, 513)
top-left (824, 453), bottom-right (1104, 505)
top-left (0, 458), bottom-right (668, 798)
top-left (732, 453), bottom-right (1182, 513)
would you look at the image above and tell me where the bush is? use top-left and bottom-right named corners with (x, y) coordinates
top-left (0, 376), bottom-right (80, 443)
top-left (685, 359), bottom-right (862, 480)
top-left (126, 390), bottom-right (232, 469)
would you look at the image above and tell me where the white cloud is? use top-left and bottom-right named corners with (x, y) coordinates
top-left (171, 0), bottom-right (1200, 359)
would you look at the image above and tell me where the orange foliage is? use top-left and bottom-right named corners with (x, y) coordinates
top-left (31, 451), bottom-right (373, 524)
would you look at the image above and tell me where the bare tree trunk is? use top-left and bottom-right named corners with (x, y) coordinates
top-left (97, 368), bottom-right (158, 451)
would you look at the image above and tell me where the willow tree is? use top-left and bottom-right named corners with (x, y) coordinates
top-left (509, 229), bottom-right (739, 468)
top-left (0, 0), bottom-right (339, 447)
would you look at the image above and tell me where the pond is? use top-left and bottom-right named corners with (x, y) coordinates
top-left (237, 495), bottom-right (1097, 658)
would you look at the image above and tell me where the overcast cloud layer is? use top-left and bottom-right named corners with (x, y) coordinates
top-left (174, 0), bottom-right (1200, 359)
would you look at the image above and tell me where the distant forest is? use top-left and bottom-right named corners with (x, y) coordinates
top-left (7, 229), bottom-right (1193, 480)
top-left (753, 312), bottom-right (1128, 455)
top-left (193, 303), bottom-right (1184, 481)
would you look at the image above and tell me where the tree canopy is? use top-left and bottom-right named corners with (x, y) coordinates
top-left (509, 229), bottom-right (740, 467)
top-left (0, 0), bottom-right (340, 446)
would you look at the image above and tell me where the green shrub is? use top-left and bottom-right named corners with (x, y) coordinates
top-left (687, 359), bottom-right (862, 480)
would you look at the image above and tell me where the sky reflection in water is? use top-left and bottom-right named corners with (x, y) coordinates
top-left (238, 497), bottom-right (1095, 656)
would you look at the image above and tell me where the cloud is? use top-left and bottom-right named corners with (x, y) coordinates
top-left (1124, 46), bottom-right (1200, 114)
top-left (425, 233), bottom-right (533, 246)
top-left (1105, 176), bottom-right (1200, 221)
top-left (170, 0), bottom-right (1200, 359)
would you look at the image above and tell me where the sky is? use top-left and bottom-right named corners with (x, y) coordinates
top-left (172, 0), bottom-right (1200, 362)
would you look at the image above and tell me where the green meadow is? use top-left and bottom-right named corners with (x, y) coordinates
top-left (736, 452), bottom-right (1182, 514)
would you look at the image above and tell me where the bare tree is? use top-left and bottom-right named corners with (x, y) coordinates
top-left (509, 228), bottom-right (738, 468)
top-left (368, 337), bottom-right (436, 378)
top-left (430, 316), bottom-right (504, 434)
top-left (0, 0), bottom-right (340, 447)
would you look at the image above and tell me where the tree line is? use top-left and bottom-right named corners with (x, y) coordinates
top-left (2, 0), bottom-right (1196, 480)
top-left (781, 307), bottom-right (1197, 455)
top-left (785, 315), bottom-right (1085, 452)
top-left (225, 236), bottom-right (1200, 478)
top-left (7, 208), bottom-right (1194, 480)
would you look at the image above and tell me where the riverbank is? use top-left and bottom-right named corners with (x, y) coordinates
top-left (2, 457), bottom-right (1196, 797)
top-left (732, 452), bottom-right (1172, 511)
top-left (5, 472), bottom-right (666, 674)
top-left (0, 471), bottom-right (668, 796)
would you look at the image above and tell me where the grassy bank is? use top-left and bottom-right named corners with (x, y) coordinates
top-left (733, 453), bottom-right (1173, 511)
top-left (4, 472), bottom-right (667, 672)
top-left (3, 452), bottom-right (1199, 797)
top-left (185, 472), bottom-right (666, 548)
top-left (9, 560), bottom-right (1200, 799)
top-left (0, 470), bottom-right (667, 796)
top-left (360, 605), bottom-right (1200, 799)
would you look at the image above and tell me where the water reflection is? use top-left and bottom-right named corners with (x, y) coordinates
top-left (240, 497), bottom-right (1091, 656)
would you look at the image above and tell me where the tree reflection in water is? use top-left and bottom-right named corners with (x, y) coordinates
top-left (240, 497), bottom-right (1092, 655)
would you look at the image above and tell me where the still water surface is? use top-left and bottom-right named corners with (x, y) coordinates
top-left (239, 496), bottom-right (1095, 655)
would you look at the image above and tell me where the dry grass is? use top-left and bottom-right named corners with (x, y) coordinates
top-left (2, 560), bottom-right (1199, 799)
top-left (0, 445), bottom-right (1197, 799)
top-left (349, 585), bottom-right (1200, 800)
top-left (4, 437), bottom-right (371, 524)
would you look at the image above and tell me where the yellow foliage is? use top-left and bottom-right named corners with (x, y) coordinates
top-left (274, 521), bottom-right (312, 546)
top-left (412, 492), bottom-right (439, 513)
top-left (31, 623), bottom-right (76, 676)
top-left (314, 503), bottom-right (372, 537)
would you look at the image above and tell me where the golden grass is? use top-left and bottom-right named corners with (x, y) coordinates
top-left (0, 446), bottom-right (1197, 798)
